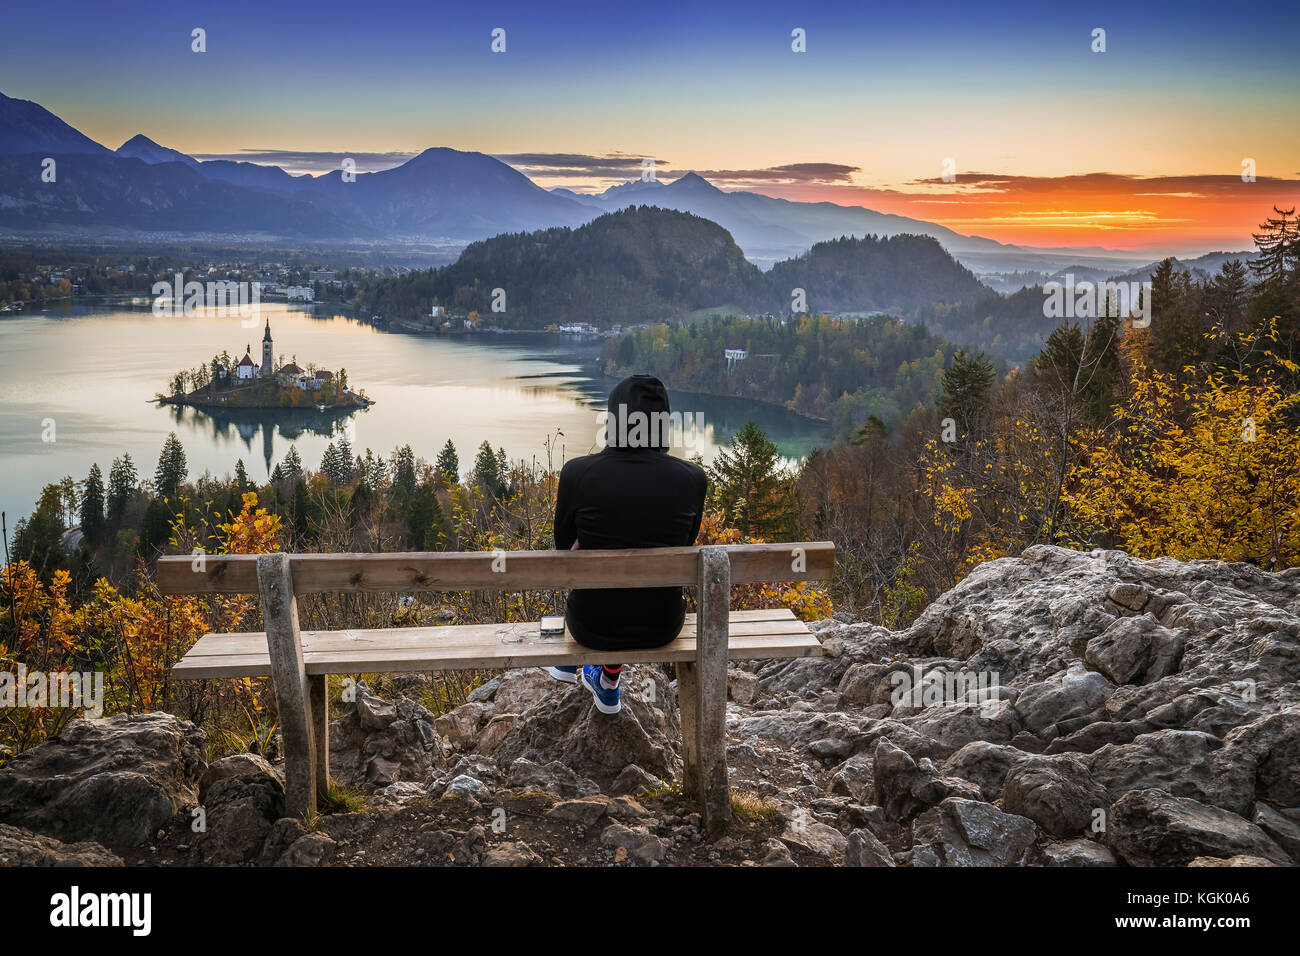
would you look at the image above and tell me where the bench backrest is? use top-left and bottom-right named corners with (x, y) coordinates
top-left (156, 542), bottom-right (835, 595)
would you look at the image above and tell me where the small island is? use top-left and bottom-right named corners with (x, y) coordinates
top-left (157, 318), bottom-right (373, 411)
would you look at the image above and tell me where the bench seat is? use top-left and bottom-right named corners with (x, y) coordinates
top-left (173, 608), bottom-right (823, 679)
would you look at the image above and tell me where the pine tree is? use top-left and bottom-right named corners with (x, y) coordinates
top-left (281, 445), bottom-right (304, 482)
top-left (11, 484), bottom-right (67, 578)
top-left (1079, 312), bottom-right (1123, 424)
top-left (708, 420), bottom-right (791, 538)
top-left (391, 444), bottom-right (417, 497)
top-left (1034, 323), bottom-right (1085, 386)
top-left (937, 349), bottom-right (995, 438)
top-left (1249, 206), bottom-right (1299, 284)
top-left (107, 454), bottom-right (137, 524)
top-left (153, 433), bottom-right (188, 501)
top-left (472, 441), bottom-right (504, 497)
top-left (139, 498), bottom-right (172, 556)
top-left (435, 440), bottom-right (460, 485)
top-left (80, 463), bottom-right (105, 542)
top-left (851, 415), bottom-right (888, 446)
top-left (1209, 259), bottom-right (1250, 331)
top-left (406, 482), bottom-right (448, 550)
top-left (1149, 258), bottom-right (1200, 375)
top-left (234, 459), bottom-right (250, 494)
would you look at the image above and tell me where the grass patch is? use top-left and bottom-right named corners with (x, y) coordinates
top-left (730, 790), bottom-right (781, 823)
top-left (320, 779), bottom-right (370, 814)
top-left (638, 780), bottom-right (683, 800)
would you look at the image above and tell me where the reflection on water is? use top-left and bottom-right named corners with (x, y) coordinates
top-left (0, 302), bottom-right (829, 523)
top-left (161, 403), bottom-right (364, 474)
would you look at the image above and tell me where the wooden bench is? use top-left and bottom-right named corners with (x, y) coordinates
top-left (157, 542), bottom-right (834, 835)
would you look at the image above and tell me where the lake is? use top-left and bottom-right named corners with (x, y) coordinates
top-left (0, 302), bottom-right (829, 526)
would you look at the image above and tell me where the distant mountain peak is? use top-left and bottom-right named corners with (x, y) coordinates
top-left (119, 132), bottom-right (161, 149)
top-left (672, 171), bottom-right (716, 189)
top-left (115, 133), bottom-right (199, 168)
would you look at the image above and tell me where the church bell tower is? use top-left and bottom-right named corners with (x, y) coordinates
top-left (261, 318), bottom-right (273, 378)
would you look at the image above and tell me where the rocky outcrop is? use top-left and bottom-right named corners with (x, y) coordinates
top-left (492, 666), bottom-right (680, 787)
top-left (1105, 788), bottom-right (1291, 866)
top-left (0, 712), bottom-right (205, 847)
top-left (5, 546), bottom-right (1294, 868)
top-left (329, 681), bottom-right (444, 787)
top-left (0, 824), bottom-right (123, 866)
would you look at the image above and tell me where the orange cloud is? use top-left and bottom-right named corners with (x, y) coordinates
top-left (746, 172), bottom-right (1300, 252)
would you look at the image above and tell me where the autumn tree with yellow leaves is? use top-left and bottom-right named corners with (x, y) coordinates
top-left (1066, 330), bottom-right (1300, 569)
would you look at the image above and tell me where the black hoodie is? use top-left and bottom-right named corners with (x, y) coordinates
top-left (554, 375), bottom-right (708, 650)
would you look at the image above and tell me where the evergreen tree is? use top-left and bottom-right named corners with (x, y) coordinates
top-left (472, 441), bottom-right (504, 497)
top-left (1209, 259), bottom-right (1250, 331)
top-left (391, 444), bottom-right (417, 497)
top-left (153, 433), bottom-right (188, 501)
top-left (1249, 206), bottom-right (1299, 284)
top-left (406, 482), bottom-right (448, 550)
top-left (107, 454), bottom-right (137, 524)
top-left (435, 440), bottom-right (460, 485)
top-left (281, 445), bottom-right (304, 482)
top-left (11, 483), bottom-right (67, 578)
top-left (1079, 312), bottom-right (1123, 424)
top-left (496, 447), bottom-right (510, 492)
top-left (80, 463), bottom-right (105, 542)
top-left (233, 459), bottom-right (250, 494)
top-left (851, 415), bottom-right (888, 446)
top-left (937, 349), bottom-right (995, 438)
top-left (138, 498), bottom-right (172, 557)
top-left (1149, 258), bottom-right (1199, 375)
top-left (708, 420), bottom-right (791, 538)
top-left (1034, 323), bottom-right (1085, 386)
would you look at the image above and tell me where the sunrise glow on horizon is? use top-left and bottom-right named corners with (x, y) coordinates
top-left (4, 0), bottom-right (1297, 253)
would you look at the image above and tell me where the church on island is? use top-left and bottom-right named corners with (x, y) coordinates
top-left (233, 319), bottom-right (334, 392)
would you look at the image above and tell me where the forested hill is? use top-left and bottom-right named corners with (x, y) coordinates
top-left (765, 234), bottom-right (989, 315)
top-left (357, 207), bottom-right (992, 328)
top-left (359, 206), bottom-right (764, 326)
top-left (602, 313), bottom-right (977, 436)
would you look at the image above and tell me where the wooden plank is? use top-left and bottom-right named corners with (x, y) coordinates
top-left (309, 674), bottom-right (329, 799)
top-left (179, 611), bottom-right (801, 657)
top-left (696, 546), bottom-right (733, 837)
top-left (171, 631), bottom-right (824, 679)
top-left (157, 542), bottom-right (835, 594)
top-left (257, 553), bottom-right (317, 817)
top-left (677, 661), bottom-right (700, 803)
top-left (158, 553), bottom-right (258, 594)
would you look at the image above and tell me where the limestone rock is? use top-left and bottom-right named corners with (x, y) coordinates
top-left (0, 824), bottom-right (123, 866)
top-left (911, 798), bottom-right (1038, 867)
top-left (844, 827), bottom-right (895, 867)
top-left (329, 681), bottom-right (443, 789)
top-left (493, 668), bottom-right (679, 787)
top-left (0, 712), bottom-right (205, 847)
top-left (1105, 788), bottom-right (1290, 866)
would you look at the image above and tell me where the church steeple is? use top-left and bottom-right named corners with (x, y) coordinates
top-left (261, 319), bottom-right (273, 377)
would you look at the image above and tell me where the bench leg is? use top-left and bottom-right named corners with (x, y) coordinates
top-left (677, 661), bottom-right (701, 801)
top-left (310, 674), bottom-right (329, 800)
top-left (696, 546), bottom-right (732, 838)
top-left (257, 553), bottom-right (318, 817)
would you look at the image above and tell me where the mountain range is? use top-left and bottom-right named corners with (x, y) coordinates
top-left (0, 89), bottom-right (1174, 274)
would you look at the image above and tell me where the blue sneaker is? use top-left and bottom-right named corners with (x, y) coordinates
top-left (545, 665), bottom-right (579, 683)
top-left (581, 665), bottom-right (621, 715)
